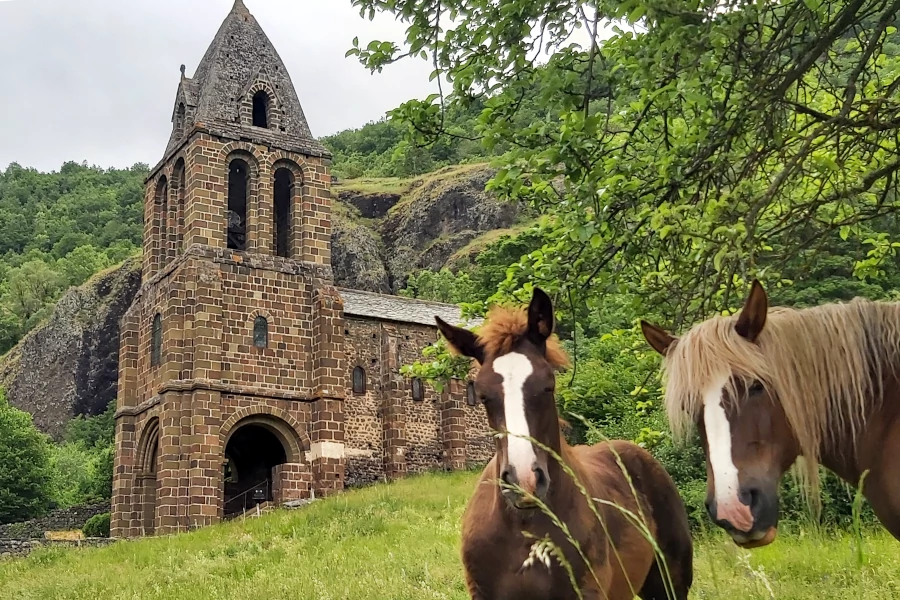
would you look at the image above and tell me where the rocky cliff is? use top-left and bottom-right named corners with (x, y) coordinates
top-left (333, 164), bottom-right (519, 291)
top-left (0, 164), bottom-right (520, 437)
top-left (0, 258), bottom-right (142, 439)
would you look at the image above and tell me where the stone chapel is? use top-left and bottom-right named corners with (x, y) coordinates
top-left (110, 0), bottom-right (492, 539)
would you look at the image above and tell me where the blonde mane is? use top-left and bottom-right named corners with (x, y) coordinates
top-left (474, 304), bottom-right (570, 369)
top-left (659, 296), bottom-right (900, 503)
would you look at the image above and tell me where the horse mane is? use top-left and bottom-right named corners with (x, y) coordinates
top-left (476, 304), bottom-right (570, 369)
top-left (660, 296), bottom-right (900, 502)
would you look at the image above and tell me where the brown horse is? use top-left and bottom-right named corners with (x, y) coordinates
top-left (641, 279), bottom-right (900, 549)
top-left (436, 288), bottom-right (693, 600)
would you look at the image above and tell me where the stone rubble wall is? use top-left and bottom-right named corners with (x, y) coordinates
top-left (0, 538), bottom-right (116, 559)
top-left (0, 503), bottom-right (110, 540)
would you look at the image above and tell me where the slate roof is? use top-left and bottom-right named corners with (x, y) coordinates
top-left (160, 0), bottom-right (329, 161)
top-left (338, 289), bottom-right (483, 328)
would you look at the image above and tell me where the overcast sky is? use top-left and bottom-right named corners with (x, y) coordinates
top-left (0, 0), bottom-right (442, 172)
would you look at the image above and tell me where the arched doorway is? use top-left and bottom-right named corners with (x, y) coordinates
top-left (222, 420), bottom-right (292, 517)
top-left (137, 418), bottom-right (161, 535)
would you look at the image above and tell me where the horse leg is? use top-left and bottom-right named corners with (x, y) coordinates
top-left (636, 520), bottom-right (693, 600)
top-left (580, 562), bottom-right (613, 600)
top-left (464, 570), bottom-right (489, 600)
top-left (637, 558), bottom-right (691, 600)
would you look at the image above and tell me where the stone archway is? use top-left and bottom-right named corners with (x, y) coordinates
top-left (221, 414), bottom-right (309, 517)
top-left (136, 418), bottom-right (160, 535)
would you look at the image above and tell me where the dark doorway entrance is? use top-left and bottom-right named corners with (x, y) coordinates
top-left (223, 423), bottom-right (288, 517)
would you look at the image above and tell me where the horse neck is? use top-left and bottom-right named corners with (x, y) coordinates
top-left (547, 437), bottom-right (583, 505)
top-left (817, 368), bottom-right (900, 482)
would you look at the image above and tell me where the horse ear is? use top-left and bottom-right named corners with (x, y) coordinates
top-left (435, 316), bottom-right (485, 364)
top-left (527, 287), bottom-right (555, 342)
top-left (735, 279), bottom-right (768, 342)
top-left (640, 320), bottom-right (677, 356)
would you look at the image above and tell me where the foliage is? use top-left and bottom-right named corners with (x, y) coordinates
top-left (82, 513), bottom-right (110, 539)
top-left (350, 0), bottom-right (900, 532)
top-left (399, 268), bottom-right (477, 304)
top-left (48, 401), bottom-right (116, 509)
top-left (0, 390), bottom-right (54, 524)
top-left (0, 472), bottom-right (897, 599)
top-left (348, 0), bottom-right (900, 322)
top-left (0, 161), bottom-right (145, 354)
top-left (321, 100), bottom-right (493, 179)
top-left (65, 400), bottom-right (116, 450)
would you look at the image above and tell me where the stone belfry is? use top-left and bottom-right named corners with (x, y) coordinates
top-left (111, 0), bottom-right (346, 538)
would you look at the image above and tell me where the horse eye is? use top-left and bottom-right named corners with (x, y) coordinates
top-left (748, 381), bottom-right (764, 395)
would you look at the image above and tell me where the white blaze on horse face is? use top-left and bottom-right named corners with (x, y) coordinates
top-left (493, 352), bottom-right (537, 491)
top-left (703, 375), bottom-right (754, 533)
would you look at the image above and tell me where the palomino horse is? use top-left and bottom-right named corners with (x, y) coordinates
top-left (436, 288), bottom-right (693, 600)
top-left (641, 279), bottom-right (900, 548)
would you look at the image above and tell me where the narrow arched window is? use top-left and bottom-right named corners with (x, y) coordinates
top-left (227, 159), bottom-right (249, 250)
top-left (466, 381), bottom-right (477, 406)
top-left (151, 313), bottom-right (162, 367)
top-left (252, 91), bottom-right (269, 128)
top-left (273, 168), bottom-right (293, 258)
top-left (173, 159), bottom-right (186, 254)
top-left (411, 378), bottom-right (425, 402)
top-left (253, 316), bottom-right (268, 348)
top-left (155, 176), bottom-right (169, 263)
top-left (352, 366), bottom-right (366, 395)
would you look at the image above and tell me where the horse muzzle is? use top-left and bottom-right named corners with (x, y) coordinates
top-left (707, 484), bottom-right (780, 548)
top-left (500, 463), bottom-right (550, 509)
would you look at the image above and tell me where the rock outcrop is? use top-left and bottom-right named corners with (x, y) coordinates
top-left (330, 212), bottom-right (392, 294)
top-left (333, 164), bottom-right (520, 291)
top-left (0, 258), bottom-right (142, 439)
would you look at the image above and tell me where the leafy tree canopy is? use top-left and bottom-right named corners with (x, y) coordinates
top-left (349, 0), bottom-right (900, 328)
top-left (0, 390), bottom-right (54, 524)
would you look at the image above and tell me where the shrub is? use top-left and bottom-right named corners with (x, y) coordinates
top-left (0, 390), bottom-right (54, 524)
top-left (82, 512), bottom-right (110, 538)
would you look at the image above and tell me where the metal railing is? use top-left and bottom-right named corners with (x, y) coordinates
top-left (223, 478), bottom-right (270, 516)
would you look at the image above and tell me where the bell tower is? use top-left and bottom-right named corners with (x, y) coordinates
top-left (112, 0), bottom-right (346, 538)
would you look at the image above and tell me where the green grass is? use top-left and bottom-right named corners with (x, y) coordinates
top-left (0, 471), bottom-right (897, 599)
top-left (334, 176), bottom-right (415, 196)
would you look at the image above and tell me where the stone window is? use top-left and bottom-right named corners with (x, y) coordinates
top-left (252, 91), bottom-right (269, 128)
top-left (253, 316), bottom-right (268, 348)
top-left (155, 176), bottom-right (169, 262)
top-left (411, 378), bottom-right (425, 402)
top-left (466, 381), bottom-right (477, 406)
top-left (273, 168), bottom-right (293, 258)
top-left (151, 313), bottom-right (162, 367)
top-left (172, 158), bottom-right (186, 255)
top-left (352, 366), bottom-right (366, 395)
top-left (227, 159), bottom-right (249, 250)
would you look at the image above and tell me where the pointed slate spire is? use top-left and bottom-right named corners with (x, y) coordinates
top-left (161, 0), bottom-right (328, 158)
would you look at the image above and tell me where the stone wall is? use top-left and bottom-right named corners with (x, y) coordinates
top-left (0, 538), bottom-right (116, 559)
top-left (0, 503), bottom-right (110, 540)
top-left (342, 316), bottom-right (493, 487)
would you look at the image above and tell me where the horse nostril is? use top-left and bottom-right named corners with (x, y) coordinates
top-left (500, 467), bottom-right (514, 486)
top-left (743, 487), bottom-right (761, 511)
top-left (533, 466), bottom-right (549, 497)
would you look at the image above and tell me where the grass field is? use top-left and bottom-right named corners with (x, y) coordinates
top-left (0, 471), bottom-right (897, 599)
